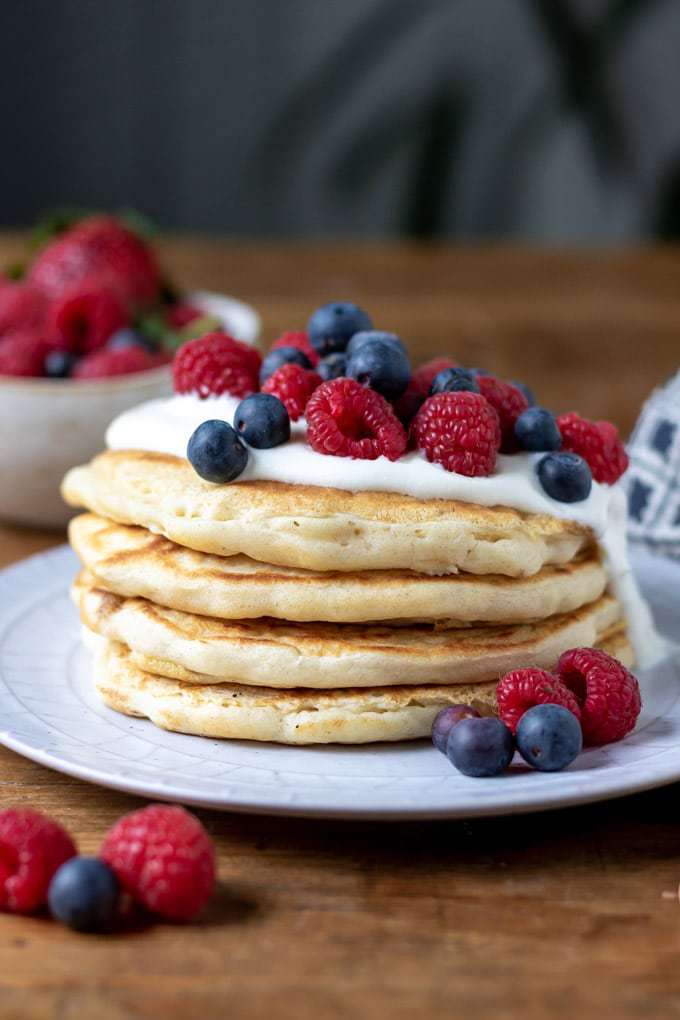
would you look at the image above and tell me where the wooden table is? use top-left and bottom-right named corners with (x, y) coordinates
top-left (1, 238), bottom-right (680, 1019)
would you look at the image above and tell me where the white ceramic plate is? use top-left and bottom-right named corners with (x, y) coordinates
top-left (0, 546), bottom-right (678, 819)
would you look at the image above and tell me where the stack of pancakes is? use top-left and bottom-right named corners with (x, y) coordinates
top-left (62, 450), bottom-right (632, 745)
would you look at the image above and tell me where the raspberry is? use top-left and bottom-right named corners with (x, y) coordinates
top-left (270, 330), bottom-right (320, 367)
top-left (261, 362), bottom-right (322, 421)
top-left (556, 647), bottom-right (641, 745)
top-left (393, 356), bottom-right (456, 423)
top-left (557, 412), bottom-right (629, 484)
top-left (306, 377), bottom-right (407, 460)
top-left (477, 375), bottom-right (528, 453)
top-left (0, 808), bottom-right (76, 913)
top-left (496, 668), bottom-right (581, 735)
top-left (411, 391), bottom-right (500, 476)
top-left (50, 286), bottom-right (128, 354)
top-left (0, 331), bottom-right (53, 377)
top-left (173, 332), bottom-right (261, 399)
top-left (166, 303), bottom-right (203, 329)
top-left (0, 282), bottom-right (49, 335)
top-left (73, 346), bottom-right (163, 379)
top-left (100, 804), bottom-right (215, 921)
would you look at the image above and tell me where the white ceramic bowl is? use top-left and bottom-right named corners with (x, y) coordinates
top-left (0, 291), bottom-right (260, 529)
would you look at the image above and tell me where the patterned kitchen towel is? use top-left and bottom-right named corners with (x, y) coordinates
top-left (626, 370), bottom-right (680, 557)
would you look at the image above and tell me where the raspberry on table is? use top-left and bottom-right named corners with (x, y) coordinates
top-left (477, 375), bottom-right (529, 453)
top-left (0, 807), bottom-right (76, 914)
top-left (556, 647), bottom-right (641, 745)
top-left (270, 330), bottom-right (320, 367)
top-left (173, 332), bottom-right (262, 399)
top-left (100, 804), bottom-right (215, 921)
top-left (392, 356), bottom-right (456, 423)
top-left (306, 377), bottom-right (407, 460)
top-left (0, 282), bottom-right (49, 335)
top-left (496, 667), bottom-right (582, 735)
top-left (261, 362), bottom-right (321, 421)
top-left (0, 331), bottom-right (54, 377)
top-left (50, 286), bottom-right (128, 355)
top-left (557, 412), bottom-right (629, 484)
top-left (411, 391), bottom-right (501, 476)
top-left (74, 345), bottom-right (162, 379)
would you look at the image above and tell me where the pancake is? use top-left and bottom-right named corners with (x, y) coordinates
top-left (92, 631), bottom-right (634, 745)
top-left (69, 514), bottom-right (607, 626)
top-left (75, 577), bottom-right (627, 689)
top-left (62, 450), bottom-right (594, 576)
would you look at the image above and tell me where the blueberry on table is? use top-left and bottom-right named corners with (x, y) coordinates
top-left (44, 350), bottom-right (77, 378)
top-left (430, 366), bottom-right (480, 396)
top-left (307, 302), bottom-right (373, 356)
top-left (536, 451), bottom-right (592, 502)
top-left (515, 407), bottom-right (562, 452)
top-left (48, 857), bottom-right (119, 932)
top-left (317, 352), bottom-right (347, 381)
top-left (259, 346), bottom-right (312, 384)
top-left (346, 336), bottom-right (411, 400)
top-left (345, 330), bottom-right (407, 358)
top-left (515, 704), bottom-right (582, 772)
top-left (188, 420), bottom-right (249, 482)
top-left (432, 704), bottom-right (481, 753)
top-left (234, 393), bottom-right (291, 449)
top-left (446, 716), bottom-right (515, 777)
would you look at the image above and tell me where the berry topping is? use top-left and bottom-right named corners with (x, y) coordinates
top-left (259, 345), bottom-right (312, 385)
top-left (50, 286), bottom-right (128, 355)
top-left (270, 330), bottom-right (319, 367)
top-left (392, 356), bottom-right (456, 424)
top-left (430, 366), bottom-right (479, 395)
top-left (0, 331), bottom-right (53, 377)
top-left (557, 412), bottom-right (629, 484)
top-left (307, 301), bottom-right (372, 355)
top-left (0, 808), bottom-right (76, 914)
top-left (73, 345), bottom-right (161, 380)
top-left (556, 647), bottom-right (642, 745)
top-left (446, 717), bottom-right (515, 777)
top-left (234, 393), bottom-right (291, 449)
top-left (166, 303), bottom-right (203, 328)
top-left (346, 334), bottom-right (411, 400)
top-left (476, 375), bottom-right (529, 453)
top-left (514, 406), bottom-right (562, 452)
top-left (306, 377), bottom-right (407, 461)
top-left (44, 349), bottom-right (77, 378)
top-left (431, 704), bottom-right (481, 753)
top-left (107, 327), bottom-right (157, 353)
top-left (512, 380), bottom-right (536, 406)
top-left (317, 352), bottom-right (347, 381)
top-left (346, 330), bottom-right (407, 358)
top-left (261, 363), bottom-right (321, 421)
top-left (496, 667), bottom-right (581, 735)
top-left (173, 332), bottom-right (261, 399)
top-left (536, 451), bottom-right (592, 502)
top-left (48, 857), bottom-right (119, 932)
top-left (411, 391), bottom-right (501, 477)
top-left (0, 282), bottom-right (49, 334)
top-left (187, 419), bottom-right (249, 483)
top-left (100, 804), bottom-right (215, 921)
top-left (515, 704), bottom-right (583, 771)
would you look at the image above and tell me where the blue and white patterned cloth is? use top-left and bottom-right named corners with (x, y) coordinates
top-left (626, 371), bottom-right (680, 558)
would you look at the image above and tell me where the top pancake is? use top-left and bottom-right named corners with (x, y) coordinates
top-left (62, 450), bottom-right (595, 576)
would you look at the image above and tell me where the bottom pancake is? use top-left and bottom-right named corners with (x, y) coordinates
top-left (92, 631), bottom-right (633, 745)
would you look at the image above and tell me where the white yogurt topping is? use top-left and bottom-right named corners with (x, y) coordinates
top-left (106, 393), bottom-right (667, 667)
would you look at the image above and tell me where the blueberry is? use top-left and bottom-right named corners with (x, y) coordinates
top-left (446, 717), bottom-right (515, 777)
top-left (515, 704), bottom-right (582, 772)
top-left (536, 452), bottom-right (592, 503)
top-left (48, 857), bottom-right (119, 932)
top-left (431, 704), bottom-right (481, 753)
top-left (259, 346), bottom-right (312, 385)
top-left (345, 330), bottom-right (406, 358)
top-left (430, 367), bottom-right (480, 396)
top-left (44, 350), bottom-right (77, 378)
top-left (346, 337), bottom-right (411, 400)
top-left (513, 380), bottom-right (536, 406)
top-left (108, 327), bottom-right (157, 353)
top-left (515, 407), bottom-right (561, 452)
top-left (187, 420), bottom-right (248, 483)
top-left (307, 301), bottom-right (373, 355)
top-left (317, 352), bottom-right (347, 381)
top-left (234, 393), bottom-right (290, 449)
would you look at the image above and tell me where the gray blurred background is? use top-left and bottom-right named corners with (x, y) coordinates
top-left (2, 0), bottom-right (680, 241)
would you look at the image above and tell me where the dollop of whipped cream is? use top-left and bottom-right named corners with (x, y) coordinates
top-left (106, 392), bottom-right (667, 667)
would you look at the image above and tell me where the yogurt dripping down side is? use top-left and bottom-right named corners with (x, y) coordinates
top-left (106, 393), bottom-right (667, 667)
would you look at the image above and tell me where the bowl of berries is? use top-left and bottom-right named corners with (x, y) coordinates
top-left (0, 212), bottom-right (259, 527)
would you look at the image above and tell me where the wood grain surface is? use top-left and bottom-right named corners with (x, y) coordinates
top-left (1, 236), bottom-right (680, 1020)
